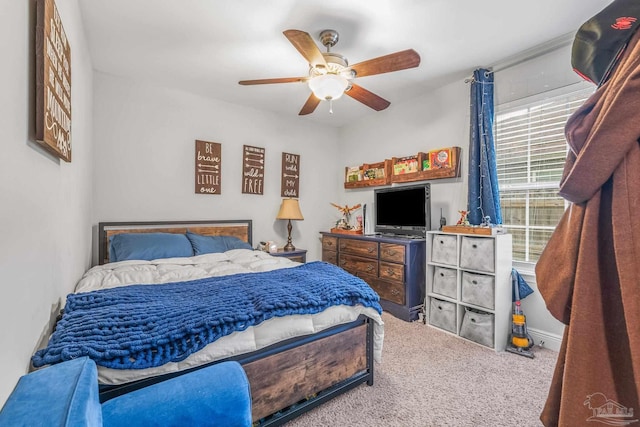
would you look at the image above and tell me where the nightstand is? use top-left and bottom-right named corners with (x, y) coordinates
top-left (270, 248), bottom-right (307, 263)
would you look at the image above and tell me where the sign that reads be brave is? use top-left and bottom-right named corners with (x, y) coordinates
top-left (195, 140), bottom-right (221, 194)
top-left (36, 0), bottom-right (72, 162)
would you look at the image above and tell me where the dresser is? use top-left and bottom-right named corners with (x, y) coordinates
top-left (320, 232), bottom-right (425, 321)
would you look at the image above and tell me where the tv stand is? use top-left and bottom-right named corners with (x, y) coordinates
top-left (320, 232), bottom-right (425, 322)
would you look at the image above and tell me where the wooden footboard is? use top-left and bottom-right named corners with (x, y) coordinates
top-left (245, 318), bottom-right (372, 424)
top-left (99, 316), bottom-right (375, 426)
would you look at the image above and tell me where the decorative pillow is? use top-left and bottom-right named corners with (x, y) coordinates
top-left (109, 233), bottom-right (193, 262)
top-left (222, 236), bottom-right (253, 251)
top-left (186, 231), bottom-right (252, 255)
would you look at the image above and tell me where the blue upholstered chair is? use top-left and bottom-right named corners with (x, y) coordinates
top-left (0, 357), bottom-right (252, 427)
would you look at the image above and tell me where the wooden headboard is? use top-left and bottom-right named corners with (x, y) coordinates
top-left (98, 220), bottom-right (252, 265)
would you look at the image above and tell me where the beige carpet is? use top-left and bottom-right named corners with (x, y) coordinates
top-left (287, 312), bottom-right (557, 427)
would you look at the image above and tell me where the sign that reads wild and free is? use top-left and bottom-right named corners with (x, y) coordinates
top-left (195, 140), bottom-right (221, 194)
top-left (281, 152), bottom-right (300, 198)
top-left (36, 0), bottom-right (72, 162)
top-left (242, 145), bottom-right (265, 195)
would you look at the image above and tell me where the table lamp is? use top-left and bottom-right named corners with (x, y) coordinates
top-left (276, 198), bottom-right (304, 251)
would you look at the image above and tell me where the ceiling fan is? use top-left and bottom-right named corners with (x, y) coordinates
top-left (238, 29), bottom-right (421, 115)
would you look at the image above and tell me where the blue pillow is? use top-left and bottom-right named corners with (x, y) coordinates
top-left (186, 231), bottom-right (252, 255)
top-left (109, 233), bottom-right (193, 262)
top-left (222, 236), bottom-right (253, 251)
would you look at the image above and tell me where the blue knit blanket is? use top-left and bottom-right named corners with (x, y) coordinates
top-left (32, 261), bottom-right (381, 369)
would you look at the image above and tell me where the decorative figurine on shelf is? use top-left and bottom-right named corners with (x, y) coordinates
top-left (331, 203), bottom-right (362, 231)
top-left (482, 215), bottom-right (492, 227)
top-left (456, 210), bottom-right (470, 226)
top-left (439, 208), bottom-right (447, 230)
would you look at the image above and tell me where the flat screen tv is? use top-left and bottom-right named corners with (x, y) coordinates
top-left (374, 184), bottom-right (431, 237)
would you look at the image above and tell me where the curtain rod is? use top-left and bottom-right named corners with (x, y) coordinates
top-left (464, 31), bottom-right (576, 83)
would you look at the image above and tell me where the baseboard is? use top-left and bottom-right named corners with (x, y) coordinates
top-left (527, 327), bottom-right (562, 352)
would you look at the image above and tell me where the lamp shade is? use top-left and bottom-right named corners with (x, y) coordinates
top-left (308, 74), bottom-right (348, 100)
top-left (276, 199), bottom-right (304, 220)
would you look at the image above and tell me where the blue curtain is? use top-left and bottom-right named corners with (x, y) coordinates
top-left (467, 68), bottom-right (502, 225)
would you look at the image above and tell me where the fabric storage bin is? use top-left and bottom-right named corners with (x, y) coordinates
top-left (459, 307), bottom-right (494, 348)
top-left (431, 234), bottom-right (457, 265)
top-left (429, 298), bottom-right (457, 333)
top-left (461, 271), bottom-right (495, 309)
top-left (432, 267), bottom-right (457, 299)
top-left (460, 236), bottom-right (495, 272)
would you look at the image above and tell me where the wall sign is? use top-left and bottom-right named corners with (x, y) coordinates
top-left (195, 140), bottom-right (221, 194)
top-left (36, 0), bottom-right (72, 162)
top-left (242, 145), bottom-right (265, 195)
top-left (281, 152), bottom-right (300, 198)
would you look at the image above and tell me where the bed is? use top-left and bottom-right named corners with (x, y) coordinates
top-left (33, 220), bottom-right (384, 426)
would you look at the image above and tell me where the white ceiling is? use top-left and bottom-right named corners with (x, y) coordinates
top-left (77, 0), bottom-right (611, 127)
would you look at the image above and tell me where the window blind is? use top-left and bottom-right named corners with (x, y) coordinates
top-left (495, 86), bottom-right (594, 263)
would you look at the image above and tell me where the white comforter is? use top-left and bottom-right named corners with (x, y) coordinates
top-left (74, 249), bottom-right (384, 385)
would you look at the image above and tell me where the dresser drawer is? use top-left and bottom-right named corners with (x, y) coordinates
top-left (366, 276), bottom-right (405, 306)
top-left (322, 250), bottom-right (337, 265)
top-left (380, 243), bottom-right (405, 263)
top-left (322, 236), bottom-right (338, 252)
top-left (379, 261), bottom-right (404, 283)
top-left (339, 239), bottom-right (378, 258)
top-left (339, 254), bottom-right (378, 277)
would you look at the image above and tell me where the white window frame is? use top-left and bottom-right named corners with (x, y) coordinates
top-left (495, 81), bottom-right (594, 272)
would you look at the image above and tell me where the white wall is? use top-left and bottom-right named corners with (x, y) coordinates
top-left (338, 55), bottom-right (577, 350)
top-left (338, 80), bottom-right (470, 230)
top-left (92, 72), bottom-right (340, 262)
top-left (0, 0), bottom-right (94, 406)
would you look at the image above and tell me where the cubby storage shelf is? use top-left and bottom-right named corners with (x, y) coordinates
top-left (424, 231), bottom-right (512, 352)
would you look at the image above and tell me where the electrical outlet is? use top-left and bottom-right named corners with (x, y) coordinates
top-left (538, 340), bottom-right (545, 347)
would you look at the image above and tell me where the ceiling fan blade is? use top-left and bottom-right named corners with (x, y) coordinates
top-left (345, 83), bottom-right (391, 111)
top-left (350, 49), bottom-right (420, 78)
top-left (239, 77), bottom-right (308, 85)
top-left (298, 93), bottom-right (321, 115)
top-left (283, 29), bottom-right (328, 69)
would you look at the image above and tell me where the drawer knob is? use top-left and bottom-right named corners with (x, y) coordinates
top-left (366, 265), bottom-right (374, 272)
top-left (391, 289), bottom-right (400, 296)
top-left (327, 241), bottom-right (333, 246)
top-left (387, 268), bottom-right (395, 276)
top-left (472, 244), bottom-right (477, 248)
top-left (440, 272), bottom-right (444, 277)
top-left (472, 280), bottom-right (478, 285)
top-left (340, 244), bottom-right (346, 250)
top-left (386, 249), bottom-right (396, 256)
top-left (367, 247), bottom-right (375, 253)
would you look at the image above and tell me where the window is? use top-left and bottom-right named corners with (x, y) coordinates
top-left (495, 84), bottom-right (594, 264)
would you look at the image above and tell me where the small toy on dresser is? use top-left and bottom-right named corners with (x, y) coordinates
top-left (330, 203), bottom-right (363, 234)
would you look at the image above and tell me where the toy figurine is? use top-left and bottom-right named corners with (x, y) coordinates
top-left (457, 210), bottom-right (470, 226)
top-left (331, 203), bottom-right (362, 230)
top-left (482, 215), bottom-right (492, 227)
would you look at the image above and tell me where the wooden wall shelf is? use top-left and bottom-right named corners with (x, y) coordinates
top-left (344, 159), bottom-right (392, 189)
top-left (343, 147), bottom-right (461, 189)
top-left (391, 147), bottom-right (461, 183)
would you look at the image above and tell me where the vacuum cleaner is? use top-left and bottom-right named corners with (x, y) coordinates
top-left (506, 271), bottom-right (535, 358)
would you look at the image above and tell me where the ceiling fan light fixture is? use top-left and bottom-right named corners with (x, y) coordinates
top-left (308, 74), bottom-right (348, 101)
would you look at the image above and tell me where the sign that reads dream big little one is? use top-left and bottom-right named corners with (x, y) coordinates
top-left (195, 140), bottom-right (221, 194)
top-left (36, 0), bottom-right (72, 162)
top-left (281, 152), bottom-right (300, 198)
